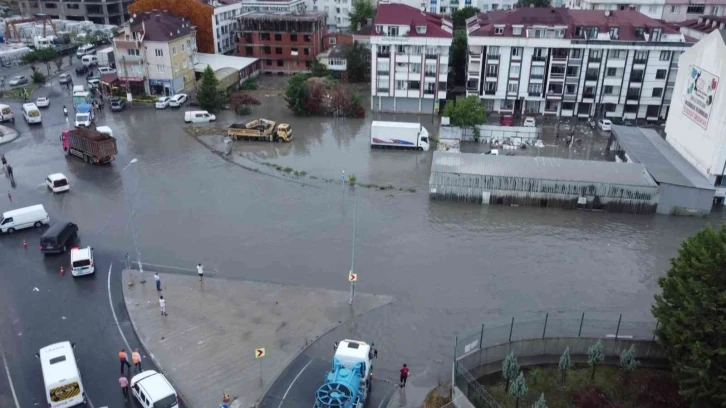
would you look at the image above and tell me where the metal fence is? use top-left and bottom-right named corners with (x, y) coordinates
top-left (452, 313), bottom-right (660, 408)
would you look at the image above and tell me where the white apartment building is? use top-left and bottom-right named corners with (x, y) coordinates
top-left (318, 0), bottom-right (353, 30)
top-left (211, 3), bottom-right (243, 55)
top-left (566, 0), bottom-right (726, 22)
top-left (370, 3), bottom-right (453, 113)
top-left (425, 0), bottom-right (515, 15)
top-left (239, 0), bottom-right (307, 13)
top-left (665, 29), bottom-right (726, 203)
top-left (465, 8), bottom-right (693, 120)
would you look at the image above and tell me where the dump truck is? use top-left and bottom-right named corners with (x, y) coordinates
top-left (227, 118), bottom-right (293, 142)
top-left (61, 127), bottom-right (117, 164)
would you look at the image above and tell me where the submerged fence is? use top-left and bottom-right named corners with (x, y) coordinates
top-left (452, 314), bottom-right (663, 408)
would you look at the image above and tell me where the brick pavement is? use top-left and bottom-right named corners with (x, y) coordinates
top-left (122, 269), bottom-right (392, 408)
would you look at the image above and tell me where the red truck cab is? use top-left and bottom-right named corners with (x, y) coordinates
top-left (500, 115), bottom-right (514, 126)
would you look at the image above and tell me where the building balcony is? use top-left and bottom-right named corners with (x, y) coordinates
top-left (588, 57), bottom-right (601, 63)
top-left (424, 89), bottom-right (435, 95)
top-left (377, 52), bottom-right (390, 58)
top-left (549, 73), bottom-right (565, 80)
top-left (551, 54), bottom-right (568, 61)
top-left (468, 71), bottom-right (480, 77)
top-left (530, 74), bottom-right (543, 80)
top-left (626, 93), bottom-right (639, 101)
top-left (377, 70), bottom-right (390, 76)
top-left (633, 58), bottom-right (647, 65)
top-left (425, 54), bottom-right (438, 60)
top-left (377, 88), bottom-right (389, 93)
top-left (564, 93), bottom-right (577, 101)
top-left (532, 55), bottom-right (546, 62)
top-left (630, 75), bottom-right (643, 83)
top-left (425, 71), bottom-right (436, 77)
top-left (528, 91), bottom-right (541, 97)
top-left (486, 72), bottom-right (497, 78)
top-left (487, 54), bottom-right (500, 60)
top-left (466, 81), bottom-right (478, 91)
top-left (484, 89), bottom-right (496, 95)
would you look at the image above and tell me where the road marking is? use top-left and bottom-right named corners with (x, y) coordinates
top-left (107, 263), bottom-right (131, 351)
top-left (0, 340), bottom-right (20, 408)
top-left (277, 358), bottom-right (314, 408)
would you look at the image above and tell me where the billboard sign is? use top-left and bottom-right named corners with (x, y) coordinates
top-left (683, 65), bottom-right (719, 130)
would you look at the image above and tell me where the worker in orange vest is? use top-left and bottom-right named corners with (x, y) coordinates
top-left (132, 349), bottom-right (142, 373)
top-left (119, 349), bottom-right (131, 375)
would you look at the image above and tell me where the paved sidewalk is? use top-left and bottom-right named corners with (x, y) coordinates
top-left (122, 270), bottom-right (392, 408)
top-left (0, 125), bottom-right (19, 145)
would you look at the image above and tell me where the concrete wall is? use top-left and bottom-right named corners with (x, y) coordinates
top-left (658, 183), bottom-right (715, 215)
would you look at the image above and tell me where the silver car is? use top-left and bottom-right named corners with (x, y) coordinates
top-left (8, 75), bottom-right (28, 85)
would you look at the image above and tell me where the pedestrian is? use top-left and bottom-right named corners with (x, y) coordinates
top-left (154, 272), bottom-right (161, 291)
top-left (159, 295), bottom-right (167, 316)
top-left (119, 375), bottom-right (129, 401)
top-left (132, 349), bottom-right (142, 373)
top-left (63, 105), bottom-right (68, 117)
top-left (1, 154), bottom-right (6, 172)
top-left (7, 191), bottom-right (11, 203)
top-left (7, 164), bottom-right (13, 182)
top-left (197, 263), bottom-right (204, 281)
top-left (118, 349), bottom-right (131, 374)
top-left (399, 364), bottom-right (409, 388)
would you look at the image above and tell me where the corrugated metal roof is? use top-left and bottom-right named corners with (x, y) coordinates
top-left (431, 152), bottom-right (658, 187)
top-left (611, 125), bottom-right (715, 191)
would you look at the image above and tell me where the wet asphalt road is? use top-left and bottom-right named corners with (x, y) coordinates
top-left (1, 72), bottom-right (725, 407)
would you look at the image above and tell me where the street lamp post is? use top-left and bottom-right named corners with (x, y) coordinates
top-left (121, 158), bottom-right (145, 283)
top-left (349, 188), bottom-right (357, 305)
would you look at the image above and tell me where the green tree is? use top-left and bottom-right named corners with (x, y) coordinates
top-left (310, 59), bottom-right (329, 78)
top-left (22, 47), bottom-right (59, 75)
top-left (195, 65), bottom-right (227, 112)
top-left (442, 95), bottom-right (487, 140)
top-left (348, 0), bottom-right (375, 31)
top-left (508, 371), bottom-right (528, 408)
top-left (652, 226), bottom-right (726, 407)
top-left (558, 346), bottom-right (571, 383)
top-left (31, 71), bottom-right (46, 84)
top-left (284, 73), bottom-right (310, 115)
top-left (450, 31), bottom-right (467, 86)
top-left (619, 345), bottom-right (639, 383)
top-left (502, 351), bottom-right (520, 391)
top-left (451, 6), bottom-right (480, 28)
top-left (587, 340), bottom-right (605, 380)
top-left (532, 393), bottom-right (547, 408)
top-left (517, 0), bottom-right (551, 6)
top-left (346, 43), bottom-right (369, 83)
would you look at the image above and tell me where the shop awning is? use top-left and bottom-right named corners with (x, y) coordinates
top-left (100, 73), bottom-right (119, 85)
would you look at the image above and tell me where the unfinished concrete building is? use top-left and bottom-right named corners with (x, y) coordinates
top-left (18, 0), bottom-right (132, 25)
top-left (235, 11), bottom-right (327, 74)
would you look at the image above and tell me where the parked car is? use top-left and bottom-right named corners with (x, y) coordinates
top-left (500, 115), bottom-right (514, 126)
top-left (87, 78), bottom-right (100, 89)
top-left (169, 93), bottom-right (188, 107)
top-left (523, 117), bottom-right (536, 127)
top-left (110, 97), bottom-right (126, 112)
top-left (8, 75), bottom-right (28, 86)
top-left (184, 110), bottom-right (216, 123)
top-left (155, 96), bottom-right (171, 109)
top-left (36, 97), bottom-right (50, 108)
top-left (75, 65), bottom-right (88, 75)
top-left (59, 73), bottom-right (72, 84)
top-left (130, 370), bottom-right (179, 408)
top-left (598, 119), bottom-right (612, 131)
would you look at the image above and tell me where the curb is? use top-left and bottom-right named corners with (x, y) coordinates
top-left (0, 126), bottom-right (20, 145)
top-left (120, 268), bottom-right (194, 408)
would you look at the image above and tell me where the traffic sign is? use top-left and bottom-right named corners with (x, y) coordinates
top-left (348, 273), bottom-right (358, 282)
top-left (255, 348), bottom-right (266, 358)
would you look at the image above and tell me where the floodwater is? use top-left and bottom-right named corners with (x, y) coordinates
top-left (2, 81), bottom-right (724, 387)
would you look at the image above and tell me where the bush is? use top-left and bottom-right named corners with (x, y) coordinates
top-left (31, 71), bottom-right (46, 84)
top-left (236, 105), bottom-right (252, 115)
top-left (348, 174), bottom-right (357, 186)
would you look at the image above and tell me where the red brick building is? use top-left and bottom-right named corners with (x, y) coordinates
top-left (235, 11), bottom-right (327, 74)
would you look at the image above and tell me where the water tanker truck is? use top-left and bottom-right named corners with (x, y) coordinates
top-left (315, 340), bottom-right (374, 408)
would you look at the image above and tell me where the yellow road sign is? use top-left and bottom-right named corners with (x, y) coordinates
top-left (348, 273), bottom-right (358, 282)
top-left (255, 348), bottom-right (266, 358)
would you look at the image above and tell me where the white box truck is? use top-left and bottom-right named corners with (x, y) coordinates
top-left (97, 46), bottom-right (115, 68)
top-left (370, 121), bottom-right (430, 151)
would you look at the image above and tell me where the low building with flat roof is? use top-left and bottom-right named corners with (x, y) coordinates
top-left (194, 53), bottom-right (261, 89)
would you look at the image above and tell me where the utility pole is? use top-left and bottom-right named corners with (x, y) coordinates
top-left (349, 188), bottom-right (357, 305)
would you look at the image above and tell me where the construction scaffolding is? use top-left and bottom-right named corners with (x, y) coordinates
top-left (236, 11), bottom-right (327, 33)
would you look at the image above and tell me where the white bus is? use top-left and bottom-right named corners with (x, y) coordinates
top-left (37, 341), bottom-right (87, 408)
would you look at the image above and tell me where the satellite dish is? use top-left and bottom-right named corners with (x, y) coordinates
top-left (129, 18), bottom-right (134, 23)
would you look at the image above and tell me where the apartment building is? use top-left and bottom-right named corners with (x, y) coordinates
top-left (665, 29), bottom-right (726, 203)
top-left (210, 2), bottom-right (243, 55)
top-left (239, 0), bottom-right (307, 13)
top-left (426, 0), bottom-right (515, 15)
top-left (370, 3), bottom-right (453, 113)
top-left (678, 15), bottom-right (726, 40)
top-left (234, 11), bottom-right (327, 73)
top-left (18, 0), bottom-right (132, 24)
top-left (565, 0), bottom-right (726, 22)
top-left (113, 11), bottom-right (197, 96)
top-left (465, 8), bottom-right (693, 120)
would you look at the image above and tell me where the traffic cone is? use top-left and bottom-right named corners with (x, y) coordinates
top-left (22, 240), bottom-right (27, 249)
top-left (60, 266), bottom-right (65, 277)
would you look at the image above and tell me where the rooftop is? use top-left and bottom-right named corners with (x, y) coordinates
top-left (128, 11), bottom-right (195, 42)
top-left (611, 126), bottom-right (715, 191)
top-left (327, 43), bottom-right (351, 59)
top-left (194, 52), bottom-right (258, 72)
top-left (467, 8), bottom-right (683, 42)
top-left (679, 15), bottom-right (726, 35)
top-left (431, 152), bottom-right (658, 188)
top-left (373, 3), bottom-right (453, 39)
top-left (237, 10), bottom-right (326, 22)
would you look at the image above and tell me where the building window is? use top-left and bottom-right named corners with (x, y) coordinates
top-left (660, 51), bottom-right (671, 61)
top-left (261, 33), bottom-right (270, 40)
top-left (263, 46), bottom-right (271, 54)
top-left (304, 35), bottom-right (311, 42)
top-left (606, 67), bottom-right (617, 77)
top-left (277, 60), bottom-right (284, 67)
top-left (512, 26), bottom-right (522, 35)
top-left (291, 34), bottom-right (298, 41)
top-left (487, 64), bottom-right (498, 75)
top-left (157, 65), bottom-right (165, 73)
top-left (376, 77), bottom-right (388, 92)
top-left (686, 4), bottom-right (705, 13)
top-left (610, 49), bottom-right (623, 59)
top-left (604, 85), bottom-right (619, 95)
top-left (510, 64), bottom-right (520, 76)
top-left (174, 62), bottom-right (179, 72)
top-left (511, 47), bottom-right (522, 57)
top-left (304, 48), bottom-right (310, 56)
top-left (648, 5), bottom-right (656, 13)
top-left (670, 5), bottom-right (679, 13)
top-left (396, 80), bottom-right (407, 90)
top-left (494, 26), bottom-right (504, 35)
top-left (275, 34), bottom-right (282, 41)
top-left (155, 49), bottom-right (163, 57)
top-left (530, 66), bottom-right (544, 77)
top-left (275, 47), bottom-right (282, 54)
top-left (488, 46), bottom-right (500, 56)
top-left (605, 103), bottom-right (616, 112)
top-left (181, 44), bottom-right (185, 52)
top-left (528, 83), bottom-right (542, 94)
top-left (172, 47), bottom-right (177, 55)
top-left (656, 69), bottom-right (667, 79)
top-left (507, 82), bottom-right (518, 93)
top-left (652, 88), bottom-right (663, 97)
top-left (416, 25), bottom-right (427, 34)
top-left (329, 37), bottom-right (336, 45)
top-left (127, 48), bottom-right (140, 56)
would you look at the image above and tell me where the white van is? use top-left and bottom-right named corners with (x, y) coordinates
top-left (98, 66), bottom-right (116, 75)
top-left (72, 85), bottom-right (85, 93)
top-left (22, 103), bottom-right (42, 124)
top-left (37, 341), bottom-right (86, 408)
top-left (184, 110), bottom-right (216, 123)
top-left (76, 44), bottom-right (95, 57)
top-left (0, 104), bottom-right (13, 122)
top-left (81, 55), bottom-right (98, 67)
top-left (1, 204), bottom-right (50, 233)
top-left (70, 247), bottom-right (95, 276)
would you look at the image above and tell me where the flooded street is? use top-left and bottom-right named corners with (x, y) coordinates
top-left (1, 82), bottom-right (724, 386)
